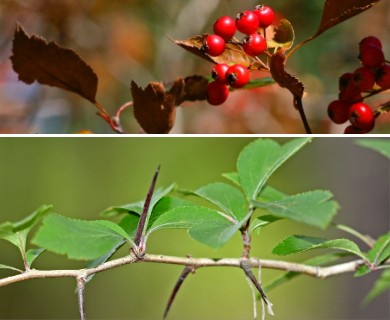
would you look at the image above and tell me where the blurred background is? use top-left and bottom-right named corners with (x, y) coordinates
top-left (0, 137), bottom-right (388, 319)
top-left (0, 0), bottom-right (389, 133)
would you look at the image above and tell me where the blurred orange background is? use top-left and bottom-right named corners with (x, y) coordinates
top-left (0, 0), bottom-right (389, 133)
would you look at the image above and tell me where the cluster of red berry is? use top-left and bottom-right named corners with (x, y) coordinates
top-left (204, 5), bottom-right (275, 106)
top-left (327, 36), bottom-right (390, 133)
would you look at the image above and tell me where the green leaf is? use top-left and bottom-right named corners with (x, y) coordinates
top-left (364, 269), bottom-right (390, 304)
top-left (101, 184), bottom-right (175, 218)
top-left (101, 202), bottom-right (143, 218)
top-left (237, 138), bottom-right (311, 200)
top-left (222, 172), bottom-right (240, 186)
top-left (356, 139), bottom-right (390, 159)
top-left (148, 196), bottom-right (196, 228)
top-left (25, 248), bottom-right (46, 267)
top-left (84, 214), bottom-right (137, 283)
top-left (249, 215), bottom-right (282, 234)
top-left (356, 232), bottom-right (390, 277)
top-left (265, 252), bottom-right (349, 292)
top-left (194, 182), bottom-right (247, 221)
top-left (0, 205), bottom-right (52, 253)
top-left (147, 206), bottom-right (239, 248)
top-left (257, 186), bottom-right (287, 202)
top-left (32, 214), bottom-right (133, 260)
top-left (0, 264), bottom-right (22, 273)
top-left (242, 77), bottom-right (275, 90)
top-left (253, 190), bottom-right (339, 229)
top-left (272, 235), bottom-right (366, 259)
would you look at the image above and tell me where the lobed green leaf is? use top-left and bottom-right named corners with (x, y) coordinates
top-left (237, 138), bottom-right (311, 201)
top-left (272, 235), bottom-right (366, 259)
top-left (32, 214), bottom-right (133, 260)
top-left (147, 206), bottom-right (239, 248)
top-left (253, 190), bottom-right (339, 229)
top-left (194, 182), bottom-right (247, 221)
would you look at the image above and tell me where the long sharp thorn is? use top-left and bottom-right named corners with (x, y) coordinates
top-left (163, 266), bottom-right (193, 319)
top-left (240, 260), bottom-right (272, 310)
top-left (134, 165), bottom-right (161, 247)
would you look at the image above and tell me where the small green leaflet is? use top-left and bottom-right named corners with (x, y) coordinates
top-left (237, 138), bottom-right (311, 200)
top-left (0, 205), bottom-right (52, 255)
top-left (252, 190), bottom-right (339, 229)
top-left (25, 248), bottom-right (46, 267)
top-left (355, 232), bottom-right (390, 277)
top-left (364, 269), bottom-right (390, 304)
top-left (146, 206), bottom-right (241, 248)
top-left (356, 139), bottom-right (390, 159)
top-left (33, 214), bottom-right (134, 260)
top-left (101, 184), bottom-right (175, 218)
top-left (249, 215), bottom-right (282, 234)
top-left (272, 235), bottom-right (366, 259)
top-left (193, 182), bottom-right (247, 221)
top-left (0, 264), bottom-right (22, 273)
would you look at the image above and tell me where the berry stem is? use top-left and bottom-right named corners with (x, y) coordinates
top-left (374, 100), bottom-right (390, 118)
top-left (294, 96), bottom-right (313, 134)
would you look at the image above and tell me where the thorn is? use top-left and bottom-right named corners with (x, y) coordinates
top-left (134, 165), bottom-right (161, 251)
top-left (240, 259), bottom-right (273, 315)
top-left (163, 266), bottom-right (193, 319)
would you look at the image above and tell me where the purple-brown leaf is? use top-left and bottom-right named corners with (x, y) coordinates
top-left (11, 23), bottom-right (98, 103)
top-left (270, 49), bottom-right (304, 99)
top-left (314, 0), bottom-right (382, 38)
top-left (131, 80), bottom-right (182, 134)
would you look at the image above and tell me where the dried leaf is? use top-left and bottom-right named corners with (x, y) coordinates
top-left (10, 23), bottom-right (98, 103)
top-left (314, 0), bottom-right (381, 38)
top-left (270, 49), bottom-right (304, 98)
top-left (267, 19), bottom-right (295, 50)
top-left (131, 79), bottom-right (183, 134)
top-left (176, 75), bottom-right (208, 105)
top-left (174, 35), bottom-right (266, 70)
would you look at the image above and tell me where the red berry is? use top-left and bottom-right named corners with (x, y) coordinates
top-left (359, 44), bottom-right (385, 68)
top-left (352, 67), bottom-right (375, 92)
top-left (254, 5), bottom-right (275, 28)
top-left (203, 34), bottom-right (226, 57)
top-left (213, 16), bottom-right (236, 41)
top-left (211, 63), bottom-right (229, 84)
top-left (339, 84), bottom-right (362, 103)
top-left (327, 100), bottom-right (351, 124)
top-left (339, 73), bottom-right (353, 92)
top-left (349, 102), bottom-right (375, 130)
top-left (359, 36), bottom-right (382, 50)
top-left (242, 33), bottom-right (267, 56)
top-left (235, 11), bottom-right (259, 35)
top-left (344, 125), bottom-right (368, 134)
top-left (206, 81), bottom-right (230, 106)
top-left (376, 64), bottom-right (390, 89)
top-left (226, 64), bottom-right (250, 88)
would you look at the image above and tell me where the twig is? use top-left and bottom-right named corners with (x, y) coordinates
top-left (0, 254), bottom-right (375, 289)
top-left (77, 276), bottom-right (87, 320)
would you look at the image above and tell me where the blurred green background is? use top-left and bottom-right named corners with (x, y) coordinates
top-left (0, 0), bottom-right (389, 133)
top-left (0, 137), bottom-right (388, 319)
